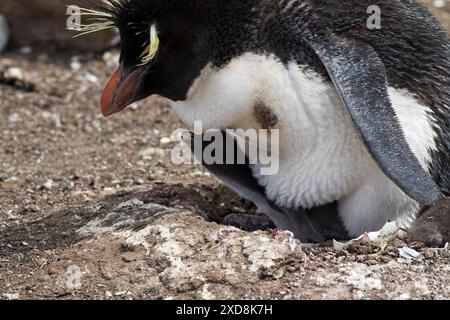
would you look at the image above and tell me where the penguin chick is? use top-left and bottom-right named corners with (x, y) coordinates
top-left (74, 0), bottom-right (449, 240)
top-left (407, 197), bottom-right (450, 248)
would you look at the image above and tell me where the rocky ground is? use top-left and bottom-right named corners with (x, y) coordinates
top-left (0, 1), bottom-right (449, 300)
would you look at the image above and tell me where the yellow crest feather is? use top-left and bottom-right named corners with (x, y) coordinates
top-left (138, 24), bottom-right (160, 66)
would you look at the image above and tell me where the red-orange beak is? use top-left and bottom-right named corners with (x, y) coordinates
top-left (100, 67), bottom-right (144, 117)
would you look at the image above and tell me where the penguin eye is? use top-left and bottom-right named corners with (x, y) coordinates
top-left (137, 24), bottom-right (160, 66)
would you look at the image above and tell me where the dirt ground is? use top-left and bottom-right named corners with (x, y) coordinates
top-left (0, 2), bottom-right (449, 300)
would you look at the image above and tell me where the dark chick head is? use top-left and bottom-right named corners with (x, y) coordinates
top-left (76, 0), bottom-right (227, 117)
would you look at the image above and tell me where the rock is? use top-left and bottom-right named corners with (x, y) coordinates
top-left (19, 46), bottom-right (31, 54)
top-left (4, 67), bottom-right (23, 80)
top-left (115, 212), bottom-right (302, 295)
top-left (75, 73), bottom-right (99, 84)
top-left (8, 113), bottom-right (21, 124)
top-left (423, 248), bottom-right (436, 259)
top-left (43, 179), bottom-right (55, 190)
top-left (433, 0), bottom-right (447, 8)
top-left (152, 169), bottom-right (166, 177)
top-left (70, 59), bottom-right (81, 71)
top-left (134, 178), bottom-right (145, 185)
top-left (19, 155), bottom-right (445, 298)
top-left (0, 0), bottom-right (116, 51)
top-left (159, 137), bottom-right (172, 146)
top-left (102, 51), bottom-right (119, 67)
top-left (139, 147), bottom-right (165, 158)
top-left (9, 190), bottom-right (310, 299)
top-left (2, 177), bottom-right (21, 192)
top-left (52, 113), bottom-right (62, 129)
top-left (422, 0), bottom-right (450, 30)
top-left (3, 293), bottom-right (19, 300)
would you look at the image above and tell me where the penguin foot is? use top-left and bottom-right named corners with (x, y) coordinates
top-left (407, 197), bottom-right (450, 247)
top-left (222, 213), bottom-right (275, 232)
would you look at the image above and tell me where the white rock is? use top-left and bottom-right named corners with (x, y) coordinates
top-left (52, 113), bottom-right (62, 129)
top-left (102, 51), bottom-right (119, 68)
top-left (76, 73), bottom-right (99, 84)
top-left (5, 67), bottom-right (24, 80)
top-left (8, 113), bottom-right (22, 124)
top-left (139, 147), bottom-right (165, 158)
top-left (5, 210), bottom-right (18, 220)
top-left (70, 60), bottom-right (82, 71)
top-left (43, 179), bottom-right (55, 190)
top-left (433, 0), bottom-right (446, 8)
top-left (3, 293), bottom-right (19, 300)
top-left (84, 73), bottom-right (99, 84)
top-left (159, 137), bottom-right (172, 146)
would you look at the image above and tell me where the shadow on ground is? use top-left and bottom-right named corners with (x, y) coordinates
top-left (0, 182), bottom-right (266, 258)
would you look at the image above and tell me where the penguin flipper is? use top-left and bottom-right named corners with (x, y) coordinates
top-left (184, 131), bottom-right (327, 243)
top-left (305, 35), bottom-right (443, 206)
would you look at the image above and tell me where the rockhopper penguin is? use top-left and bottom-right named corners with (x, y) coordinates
top-left (74, 0), bottom-right (449, 242)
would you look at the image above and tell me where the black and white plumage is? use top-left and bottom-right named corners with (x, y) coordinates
top-left (76, 0), bottom-right (449, 242)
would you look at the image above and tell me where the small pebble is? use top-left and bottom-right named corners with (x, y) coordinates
top-left (433, 0), bottom-right (446, 8)
top-left (20, 46), bottom-right (32, 54)
top-left (159, 137), bottom-right (172, 146)
top-left (5, 67), bottom-right (24, 80)
top-left (139, 147), bottom-right (165, 158)
top-left (52, 113), bottom-right (62, 129)
top-left (424, 249), bottom-right (436, 259)
top-left (8, 113), bottom-right (22, 124)
top-left (3, 293), bottom-right (19, 300)
top-left (43, 180), bottom-right (55, 190)
top-left (76, 73), bottom-right (99, 84)
top-left (152, 169), bottom-right (165, 177)
top-left (70, 57), bottom-right (82, 71)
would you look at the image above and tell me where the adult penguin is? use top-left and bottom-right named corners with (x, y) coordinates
top-left (74, 0), bottom-right (449, 242)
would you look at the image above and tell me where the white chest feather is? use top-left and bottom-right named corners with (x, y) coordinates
top-left (171, 53), bottom-right (437, 235)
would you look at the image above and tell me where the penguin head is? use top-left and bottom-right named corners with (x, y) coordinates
top-left (79, 0), bottom-right (217, 117)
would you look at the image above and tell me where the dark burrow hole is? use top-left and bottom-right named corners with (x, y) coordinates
top-left (0, 182), bottom-right (275, 258)
top-left (138, 182), bottom-right (276, 232)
